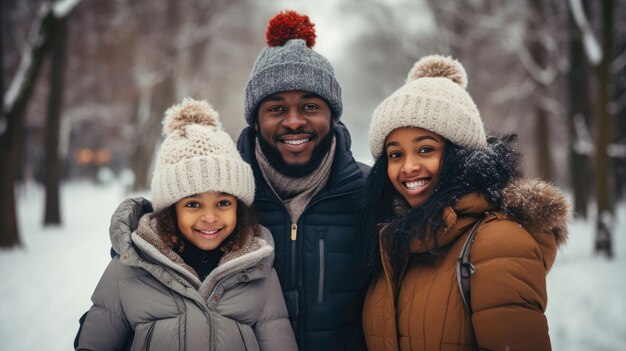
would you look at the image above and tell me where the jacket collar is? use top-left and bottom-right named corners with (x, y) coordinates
top-left (405, 179), bottom-right (570, 268)
top-left (408, 193), bottom-right (492, 254)
top-left (379, 178), bottom-right (569, 302)
top-left (108, 198), bottom-right (275, 299)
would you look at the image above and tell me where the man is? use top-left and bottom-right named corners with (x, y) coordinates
top-left (236, 10), bottom-right (370, 351)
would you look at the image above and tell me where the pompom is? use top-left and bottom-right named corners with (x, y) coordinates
top-left (266, 10), bottom-right (316, 48)
top-left (406, 55), bottom-right (468, 89)
top-left (163, 98), bottom-right (221, 135)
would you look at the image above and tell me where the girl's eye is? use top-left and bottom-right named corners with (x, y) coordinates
top-left (185, 201), bottom-right (200, 208)
top-left (217, 200), bottom-right (232, 207)
top-left (388, 151), bottom-right (402, 159)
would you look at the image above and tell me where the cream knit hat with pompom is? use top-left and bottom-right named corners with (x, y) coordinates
top-left (369, 55), bottom-right (487, 158)
top-left (151, 98), bottom-right (255, 211)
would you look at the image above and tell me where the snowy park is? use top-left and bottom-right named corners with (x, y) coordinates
top-left (2, 0), bottom-right (626, 350)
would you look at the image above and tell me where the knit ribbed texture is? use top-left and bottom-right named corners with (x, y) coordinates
top-left (151, 98), bottom-right (255, 211)
top-left (254, 137), bottom-right (336, 223)
top-left (244, 39), bottom-right (342, 125)
top-left (369, 55), bottom-right (487, 158)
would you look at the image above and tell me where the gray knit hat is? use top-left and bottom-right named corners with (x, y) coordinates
top-left (369, 55), bottom-right (487, 158)
top-left (151, 98), bottom-right (255, 211)
top-left (244, 10), bottom-right (342, 125)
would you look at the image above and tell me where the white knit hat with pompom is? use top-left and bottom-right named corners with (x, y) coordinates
top-left (369, 55), bottom-right (487, 158)
top-left (151, 98), bottom-right (255, 211)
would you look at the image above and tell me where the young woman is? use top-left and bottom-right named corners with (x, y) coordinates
top-left (76, 98), bottom-right (297, 350)
top-left (360, 55), bottom-right (570, 351)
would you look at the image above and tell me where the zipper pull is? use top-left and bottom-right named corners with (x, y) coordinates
top-left (291, 223), bottom-right (298, 241)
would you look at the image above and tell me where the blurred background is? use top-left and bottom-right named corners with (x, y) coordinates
top-left (1, 0), bottom-right (625, 350)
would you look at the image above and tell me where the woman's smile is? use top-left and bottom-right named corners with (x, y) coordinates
top-left (385, 127), bottom-right (445, 207)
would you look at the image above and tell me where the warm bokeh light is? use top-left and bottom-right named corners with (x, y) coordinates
top-left (75, 148), bottom-right (94, 165)
top-left (95, 148), bottom-right (111, 165)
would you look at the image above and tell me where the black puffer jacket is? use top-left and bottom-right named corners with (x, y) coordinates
top-left (237, 122), bottom-right (370, 351)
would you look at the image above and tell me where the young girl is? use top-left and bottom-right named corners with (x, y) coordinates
top-left (360, 55), bottom-right (570, 350)
top-left (76, 98), bottom-right (297, 350)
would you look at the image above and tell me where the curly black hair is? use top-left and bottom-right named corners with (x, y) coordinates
top-left (153, 200), bottom-right (260, 254)
top-left (359, 135), bottom-right (522, 275)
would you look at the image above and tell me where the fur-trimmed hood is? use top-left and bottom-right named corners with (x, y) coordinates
top-left (400, 177), bottom-right (570, 275)
top-left (502, 178), bottom-right (570, 247)
top-left (402, 178), bottom-right (571, 251)
top-left (108, 197), bottom-right (275, 300)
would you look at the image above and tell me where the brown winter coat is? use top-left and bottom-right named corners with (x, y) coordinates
top-left (362, 179), bottom-right (569, 351)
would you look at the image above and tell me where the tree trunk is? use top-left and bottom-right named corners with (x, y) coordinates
top-left (567, 0), bottom-right (592, 218)
top-left (131, 74), bottom-right (175, 191)
top-left (612, 2), bottom-right (626, 203)
top-left (594, 0), bottom-right (614, 258)
top-left (0, 4), bottom-right (54, 247)
top-left (43, 13), bottom-right (68, 226)
top-left (129, 92), bottom-right (148, 191)
top-left (0, 0), bottom-right (21, 247)
top-left (529, 0), bottom-right (553, 181)
top-left (130, 141), bottom-right (154, 191)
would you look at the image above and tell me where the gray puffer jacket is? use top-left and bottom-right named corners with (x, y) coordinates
top-left (77, 198), bottom-right (297, 351)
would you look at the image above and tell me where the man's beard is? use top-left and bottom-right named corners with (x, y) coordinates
top-left (258, 125), bottom-right (335, 178)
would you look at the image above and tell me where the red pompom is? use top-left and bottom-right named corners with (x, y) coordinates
top-left (266, 10), bottom-right (316, 48)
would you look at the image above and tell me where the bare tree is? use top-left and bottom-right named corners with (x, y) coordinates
top-left (593, 0), bottom-right (615, 258)
top-left (44, 0), bottom-right (74, 226)
top-left (567, 0), bottom-right (593, 218)
top-left (126, 0), bottom-right (242, 191)
top-left (611, 1), bottom-right (626, 203)
top-left (1, 2), bottom-right (53, 247)
top-left (527, 0), bottom-right (554, 181)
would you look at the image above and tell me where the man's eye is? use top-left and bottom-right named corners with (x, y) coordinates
top-left (268, 106), bottom-right (284, 113)
top-left (185, 201), bottom-right (200, 208)
top-left (303, 104), bottom-right (318, 110)
top-left (217, 200), bottom-right (232, 207)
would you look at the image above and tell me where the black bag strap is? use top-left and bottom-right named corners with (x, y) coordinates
top-left (457, 216), bottom-right (485, 315)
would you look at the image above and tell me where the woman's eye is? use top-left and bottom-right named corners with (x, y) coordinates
top-left (185, 201), bottom-right (200, 208)
top-left (419, 146), bottom-right (435, 153)
top-left (388, 151), bottom-right (402, 159)
top-left (217, 200), bottom-right (232, 207)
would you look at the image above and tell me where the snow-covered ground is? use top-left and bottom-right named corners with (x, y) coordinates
top-left (1, 181), bottom-right (625, 350)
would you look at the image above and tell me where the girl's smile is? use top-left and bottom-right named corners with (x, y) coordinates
top-left (175, 192), bottom-right (238, 251)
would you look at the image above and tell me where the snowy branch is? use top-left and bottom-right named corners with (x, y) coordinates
top-left (607, 144), bottom-right (626, 158)
top-left (52, 0), bottom-right (81, 18)
top-left (514, 44), bottom-right (559, 86)
top-left (568, 0), bottom-right (602, 65)
top-left (489, 78), bottom-right (536, 105)
top-left (537, 94), bottom-right (566, 117)
top-left (3, 2), bottom-right (51, 115)
top-left (612, 49), bottom-right (626, 74)
top-left (573, 113), bottom-right (594, 156)
top-left (571, 113), bottom-right (626, 158)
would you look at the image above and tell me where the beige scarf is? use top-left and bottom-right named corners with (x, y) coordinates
top-left (255, 137), bottom-right (336, 223)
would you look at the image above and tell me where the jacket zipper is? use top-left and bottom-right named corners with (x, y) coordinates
top-left (290, 223), bottom-right (298, 287)
top-left (256, 189), bottom-right (360, 342)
